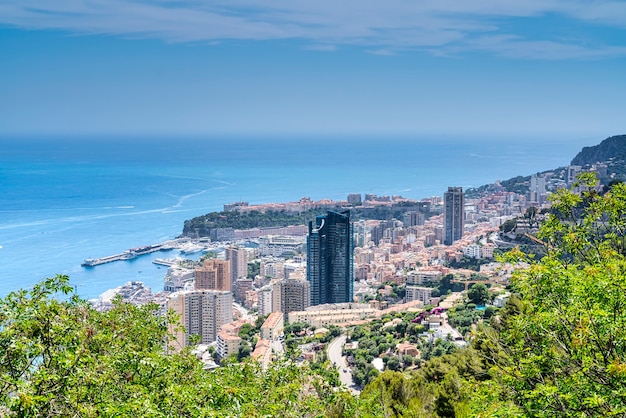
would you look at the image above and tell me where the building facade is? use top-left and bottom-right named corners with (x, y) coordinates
top-left (444, 187), bottom-right (465, 245)
top-left (258, 235), bottom-right (305, 257)
top-left (406, 270), bottom-right (442, 286)
top-left (216, 331), bottom-right (241, 359)
top-left (405, 286), bottom-right (434, 305)
top-left (225, 246), bottom-right (249, 287)
top-left (307, 210), bottom-right (354, 306)
top-left (280, 277), bottom-right (311, 314)
top-left (167, 290), bottom-right (233, 349)
top-left (195, 259), bottom-right (231, 291)
top-left (260, 311), bottom-right (284, 341)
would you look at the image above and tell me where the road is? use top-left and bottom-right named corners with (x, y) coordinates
top-left (327, 335), bottom-right (360, 394)
top-left (233, 302), bottom-right (256, 322)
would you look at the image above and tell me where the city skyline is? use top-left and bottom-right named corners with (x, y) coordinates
top-left (1, 2), bottom-right (625, 138)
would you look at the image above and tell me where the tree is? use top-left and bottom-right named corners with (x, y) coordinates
top-left (475, 173), bottom-right (626, 416)
top-left (467, 283), bottom-right (489, 305)
top-left (0, 275), bottom-right (356, 416)
top-left (385, 356), bottom-right (401, 371)
top-left (237, 341), bottom-right (252, 361)
top-left (500, 218), bottom-right (517, 233)
top-left (247, 260), bottom-right (260, 279)
top-left (0, 275), bottom-right (208, 416)
top-left (238, 323), bottom-right (254, 340)
top-left (524, 206), bottom-right (539, 228)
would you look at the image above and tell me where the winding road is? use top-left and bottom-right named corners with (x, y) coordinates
top-left (327, 335), bottom-right (360, 394)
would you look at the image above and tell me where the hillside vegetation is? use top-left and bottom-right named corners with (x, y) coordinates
top-left (571, 134), bottom-right (626, 166)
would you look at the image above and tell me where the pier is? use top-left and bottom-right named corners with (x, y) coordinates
top-left (153, 258), bottom-right (178, 267)
top-left (81, 241), bottom-right (176, 267)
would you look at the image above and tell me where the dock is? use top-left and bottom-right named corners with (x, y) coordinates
top-left (153, 258), bottom-right (178, 267)
top-left (81, 241), bottom-right (175, 267)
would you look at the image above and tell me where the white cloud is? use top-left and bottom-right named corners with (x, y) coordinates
top-left (0, 0), bottom-right (625, 59)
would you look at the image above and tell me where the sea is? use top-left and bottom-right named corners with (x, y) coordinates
top-left (0, 135), bottom-right (594, 300)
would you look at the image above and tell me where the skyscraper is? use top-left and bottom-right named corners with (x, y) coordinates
top-left (444, 187), bottom-right (464, 245)
top-left (307, 210), bottom-right (354, 306)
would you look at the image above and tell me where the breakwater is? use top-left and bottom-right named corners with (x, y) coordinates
top-left (81, 241), bottom-right (177, 267)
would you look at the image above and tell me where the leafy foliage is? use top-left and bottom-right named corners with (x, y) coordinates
top-left (475, 174), bottom-right (626, 416)
top-left (0, 275), bottom-right (355, 417)
top-left (467, 283), bottom-right (489, 305)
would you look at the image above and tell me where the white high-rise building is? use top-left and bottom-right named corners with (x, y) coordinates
top-left (530, 174), bottom-right (546, 194)
top-left (167, 290), bottom-right (233, 350)
top-left (462, 243), bottom-right (482, 259)
top-left (405, 286), bottom-right (434, 305)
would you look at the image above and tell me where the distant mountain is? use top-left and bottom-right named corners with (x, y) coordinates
top-left (571, 134), bottom-right (626, 166)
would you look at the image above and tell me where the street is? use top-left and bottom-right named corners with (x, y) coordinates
top-left (327, 335), bottom-right (360, 393)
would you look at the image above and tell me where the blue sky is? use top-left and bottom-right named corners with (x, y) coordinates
top-left (0, 1), bottom-right (625, 139)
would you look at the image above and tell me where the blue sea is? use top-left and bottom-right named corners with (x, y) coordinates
top-left (0, 135), bottom-right (594, 299)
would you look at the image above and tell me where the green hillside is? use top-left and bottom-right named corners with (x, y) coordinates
top-left (571, 134), bottom-right (626, 166)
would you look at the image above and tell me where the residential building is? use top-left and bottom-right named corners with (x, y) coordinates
top-left (195, 259), bottom-right (230, 291)
top-left (261, 259), bottom-right (285, 279)
top-left (462, 243), bottom-right (481, 259)
top-left (288, 303), bottom-right (374, 327)
top-left (167, 290), bottom-right (233, 350)
top-left (405, 286), bottom-right (434, 305)
top-left (307, 210), bottom-right (354, 306)
top-left (257, 286), bottom-right (274, 316)
top-left (444, 187), bottom-right (465, 245)
top-left (567, 165), bottom-right (582, 186)
top-left (251, 339), bottom-right (272, 371)
top-left (403, 211), bottom-right (425, 227)
top-left (234, 278), bottom-right (253, 304)
top-left (406, 270), bottom-right (442, 286)
top-left (482, 245), bottom-right (495, 259)
top-left (216, 331), bottom-right (241, 359)
top-left (530, 174), bottom-right (546, 194)
top-left (280, 277), bottom-right (311, 314)
top-left (260, 311), bottom-right (284, 341)
top-left (225, 246), bottom-right (249, 286)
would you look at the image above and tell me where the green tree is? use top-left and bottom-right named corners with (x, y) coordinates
top-left (247, 260), bottom-right (260, 279)
top-left (238, 322), bottom-right (255, 340)
top-left (386, 356), bottom-right (401, 371)
top-left (0, 275), bottom-right (357, 416)
top-left (476, 173), bottom-right (626, 416)
top-left (238, 341), bottom-right (252, 361)
top-left (500, 218), bottom-right (517, 233)
top-left (467, 283), bottom-right (489, 305)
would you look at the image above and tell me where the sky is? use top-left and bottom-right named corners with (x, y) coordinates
top-left (0, 1), bottom-right (625, 139)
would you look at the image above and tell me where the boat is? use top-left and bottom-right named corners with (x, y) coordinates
top-left (179, 243), bottom-right (205, 254)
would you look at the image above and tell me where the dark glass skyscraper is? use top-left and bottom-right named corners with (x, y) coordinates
top-left (444, 186), bottom-right (465, 245)
top-left (307, 210), bottom-right (354, 306)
